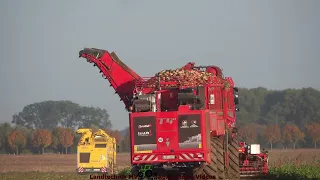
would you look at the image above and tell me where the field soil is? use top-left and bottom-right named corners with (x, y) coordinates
top-left (0, 152), bottom-right (130, 173)
top-left (0, 149), bottom-right (319, 173)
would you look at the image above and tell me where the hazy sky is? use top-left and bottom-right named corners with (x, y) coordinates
top-left (1, 0), bottom-right (319, 130)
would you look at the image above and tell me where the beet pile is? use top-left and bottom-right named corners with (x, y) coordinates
top-left (145, 68), bottom-right (216, 87)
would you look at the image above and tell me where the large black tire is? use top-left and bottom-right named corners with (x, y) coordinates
top-left (192, 137), bottom-right (225, 179)
top-left (226, 137), bottom-right (240, 179)
top-left (212, 137), bottom-right (226, 179)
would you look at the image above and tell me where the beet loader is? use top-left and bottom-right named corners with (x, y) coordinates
top-left (76, 128), bottom-right (119, 174)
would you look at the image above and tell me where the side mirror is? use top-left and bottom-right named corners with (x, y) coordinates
top-left (116, 144), bottom-right (120, 153)
top-left (233, 87), bottom-right (239, 92)
top-left (234, 95), bottom-right (239, 105)
top-left (234, 87), bottom-right (239, 105)
top-left (235, 107), bottom-right (240, 112)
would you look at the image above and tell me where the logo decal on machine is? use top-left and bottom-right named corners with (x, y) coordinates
top-left (190, 120), bottom-right (198, 128)
top-left (166, 138), bottom-right (170, 147)
top-left (138, 124), bottom-right (152, 129)
top-left (181, 120), bottom-right (189, 128)
top-left (158, 137), bottom-right (163, 142)
top-left (158, 118), bottom-right (176, 125)
top-left (138, 130), bottom-right (152, 136)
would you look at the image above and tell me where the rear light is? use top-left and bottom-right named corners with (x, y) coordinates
top-left (196, 153), bottom-right (203, 158)
top-left (162, 155), bottom-right (175, 160)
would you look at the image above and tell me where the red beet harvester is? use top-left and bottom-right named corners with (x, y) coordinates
top-left (79, 48), bottom-right (241, 179)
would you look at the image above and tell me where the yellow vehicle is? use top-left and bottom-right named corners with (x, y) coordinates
top-left (76, 128), bottom-right (119, 174)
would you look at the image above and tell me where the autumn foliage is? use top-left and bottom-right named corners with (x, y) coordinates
top-left (52, 127), bottom-right (74, 154)
top-left (31, 129), bottom-right (53, 154)
top-left (7, 130), bottom-right (27, 154)
top-left (105, 129), bottom-right (122, 143)
top-left (60, 128), bottom-right (74, 149)
top-left (238, 124), bottom-right (257, 144)
top-left (263, 124), bottom-right (281, 150)
top-left (305, 123), bottom-right (320, 148)
top-left (1, 122), bottom-right (320, 155)
top-left (282, 124), bottom-right (305, 149)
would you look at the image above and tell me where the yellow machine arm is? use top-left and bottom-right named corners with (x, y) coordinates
top-left (93, 129), bottom-right (117, 144)
top-left (76, 128), bottom-right (117, 147)
top-left (76, 128), bottom-right (93, 145)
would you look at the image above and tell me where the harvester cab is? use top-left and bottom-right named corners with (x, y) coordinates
top-left (238, 142), bottom-right (269, 177)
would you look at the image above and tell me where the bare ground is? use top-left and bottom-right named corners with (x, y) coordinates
top-left (0, 153), bottom-right (130, 173)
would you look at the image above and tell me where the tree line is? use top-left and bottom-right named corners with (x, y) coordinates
top-left (0, 123), bottom-right (124, 154)
top-left (11, 100), bottom-right (112, 130)
top-left (1, 87), bottom-right (320, 154)
top-left (235, 87), bottom-right (320, 149)
top-left (238, 122), bottom-right (320, 149)
top-left (0, 100), bottom-right (127, 154)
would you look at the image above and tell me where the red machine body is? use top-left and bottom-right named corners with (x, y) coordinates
top-left (79, 48), bottom-right (240, 179)
top-left (238, 142), bottom-right (269, 177)
top-left (129, 81), bottom-right (236, 164)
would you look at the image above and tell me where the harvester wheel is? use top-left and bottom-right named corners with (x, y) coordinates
top-left (137, 171), bottom-right (143, 178)
top-left (212, 137), bottom-right (226, 179)
top-left (145, 170), bottom-right (152, 178)
top-left (192, 137), bottom-right (225, 179)
top-left (226, 137), bottom-right (240, 179)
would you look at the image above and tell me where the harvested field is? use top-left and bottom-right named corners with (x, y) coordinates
top-left (267, 148), bottom-right (320, 167)
top-left (0, 153), bottom-right (130, 173)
